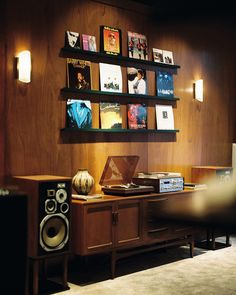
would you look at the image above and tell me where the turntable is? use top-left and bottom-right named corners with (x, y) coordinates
top-left (99, 155), bottom-right (154, 196)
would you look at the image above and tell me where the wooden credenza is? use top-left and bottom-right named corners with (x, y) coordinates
top-left (71, 190), bottom-right (196, 278)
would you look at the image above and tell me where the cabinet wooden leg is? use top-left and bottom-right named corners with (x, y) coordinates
top-left (189, 239), bottom-right (194, 257)
top-left (32, 259), bottom-right (39, 295)
top-left (111, 251), bottom-right (116, 279)
top-left (211, 228), bottom-right (216, 250)
top-left (25, 258), bottom-right (30, 295)
top-left (62, 255), bottom-right (68, 288)
top-left (206, 228), bottom-right (211, 249)
top-left (226, 232), bottom-right (230, 246)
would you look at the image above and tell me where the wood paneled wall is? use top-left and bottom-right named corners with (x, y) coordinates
top-left (0, 0), bottom-right (6, 184)
top-left (2, 0), bottom-right (236, 191)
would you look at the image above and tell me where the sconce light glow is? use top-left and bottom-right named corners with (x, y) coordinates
top-left (17, 50), bottom-right (31, 83)
top-left (195, 79), bottom-right (203, 102)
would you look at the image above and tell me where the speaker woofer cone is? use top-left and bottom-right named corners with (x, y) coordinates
top-left (39, 213), bottom-right (69, 252)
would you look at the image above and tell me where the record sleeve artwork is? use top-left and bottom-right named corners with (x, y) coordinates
top-left (100, 102), bottom-right (122, 129)
top-left (67, 99), bottom-right (92, 129)
top-left (67, 58), bottom-right (91, 90)
top-left (100, 26), bottom-right (122, 56)
top-left (99, 63), bottom-right (122, 93)
top-left (128, 31), bottom-right (148, 60)
top-left (156, 70), bottom-right (174, 97)
top-left (127, 104), bottom-right (147, 129)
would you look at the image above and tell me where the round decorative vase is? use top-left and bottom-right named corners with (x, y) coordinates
top-left (72, 169), bottom-right (94, 195)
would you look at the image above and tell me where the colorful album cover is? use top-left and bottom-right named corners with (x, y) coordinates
top-left (127, 104), bottom-right (147, 129)
top-left (99, 63), bottom-right (122, 93)
top-left (155, 105), bottom-right (174, 130)
top-left (162, 50), bottom-right (174, 64)
top-left (100, 25), bottom-right (122, 56)
top-left (67, 58), bottom-right (91, 89)
top-left (153, 48), bottom-right (164, 63)
top-left (128, 31), bottom-right (148, 60)
top-left (67, 99), bottom-right (92, 129)
top-left (65, 31), bottom-right (80, 49)
top-left (82, 34), bottom-right (97, 52)
top-left (127, 67), bottom-right (147, 95)
top-left (156, 70), bottom-right (174, 97)
top-left (99, 102), bottom-right (122, 129)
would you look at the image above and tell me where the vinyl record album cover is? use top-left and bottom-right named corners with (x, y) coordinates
top-left (82, 34), bottom-right (97, 52)
top-left (162, 50), bottom-right (174, 65)
top-left (67, 58), bottom-right (91, 89)
top-left (127, 104), bottom-right (147, 129)
top-left (100, 25), bottom-right (122, 56)
top-left (127, 67), bottom-right (147, 95)
top-left (128, 31), bottom-right (148, 60)
top-left (153, 48), bottom-right (164, 63)
top-left (155, 104), bottom-right (174, 130)
top-left (99, 63), bottom-right (122, 93)
top-left (65, 30), bottom-right (80, 49)
top-left (100, 102), bottom-right (122, 129)
top-left (156, 70), bottom-right (174, 97)
top-left (67, 99), bottom-right (92, 129)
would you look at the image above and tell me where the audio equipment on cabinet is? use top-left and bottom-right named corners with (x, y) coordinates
top-left (12, 175), bottom-right (72, 258)
top-left (191, 166), bottom-right (233, 184)
top-left (132, 172), bottom-right (184, 193)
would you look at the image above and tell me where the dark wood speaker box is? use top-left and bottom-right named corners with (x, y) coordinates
top-left (12, 175), bottom-right (72, 259)
top-left (0, 191), bottom-right (27, 294)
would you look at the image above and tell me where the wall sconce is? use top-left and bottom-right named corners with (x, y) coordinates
top-left (17, 50), bottom-right (31, 83)
top-left (194, 79), bottom-right (203, 102)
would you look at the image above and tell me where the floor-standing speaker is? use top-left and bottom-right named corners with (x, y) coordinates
top-left (12, 175), bottom-right (72, 258)
top-left (0, 188), bottom-right (27, 294)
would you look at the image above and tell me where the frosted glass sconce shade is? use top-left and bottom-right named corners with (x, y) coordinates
top-left (194, 79), bottom-right (203, 102)
top-left (17, 50), bottom-right (31, 83)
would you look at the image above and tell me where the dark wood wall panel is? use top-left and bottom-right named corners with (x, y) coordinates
top-left (0, 41), bottom-right (5, 184)
top-left (3, 0), bottom-right (236, 191)
top-left (0, 0), bottom-right (6, 184)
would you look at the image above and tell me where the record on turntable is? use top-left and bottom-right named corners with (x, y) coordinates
top-left (99, 155), bottom-right (154, 196)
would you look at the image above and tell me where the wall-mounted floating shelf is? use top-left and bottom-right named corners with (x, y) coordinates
top-left (59, 47), bottom-right (180, 72)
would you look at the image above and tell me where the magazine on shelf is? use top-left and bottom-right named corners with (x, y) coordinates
top-left (127, 104), bottom-right (147, 129)
top-left (156, 70), bottom-right (174, 97)
top-left (67, 58), bottom-right (91, 89)
top-left (153, 48), bottom-right (164, 63)
top-left (65, 30), bottom-right (80, 49)
top-left (99, 63), bottom-right (122, 93)
top-left (72, 194), bottom-right (103, 201)
top-left (67, 99), bottom-right (92, 129)
top-left (155, 105), bottom-right (174, 130)
top-left (82, 34), bottom-right (97, 52)
top-left (99, 102), bottom-right (122, 129)
top-left (162, 50), bottom-right (174, 65)
top-left (128, 31), bottom-right (148, 60)
top-left (127, 67), bottom-right (147, 95)
top-left (100, 25), bottom-right (122, 56)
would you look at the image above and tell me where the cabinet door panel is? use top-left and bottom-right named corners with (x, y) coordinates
top-left (85, 203), bottom-right (114, 252)
top-left (116, 200), bottom-right (142, 247)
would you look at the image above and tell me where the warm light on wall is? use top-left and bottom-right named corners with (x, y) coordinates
top-left (17, 50), bottom-right (31, 83)
top-left (194, 79), bottom-right (203, 102)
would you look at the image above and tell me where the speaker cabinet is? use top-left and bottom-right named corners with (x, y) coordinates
top-left (12, 175), bottom-right (72, 258)
top-left (192, 166), bottom-right (233, 184)
top-left (0, 189), bottom-right (27, 294)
